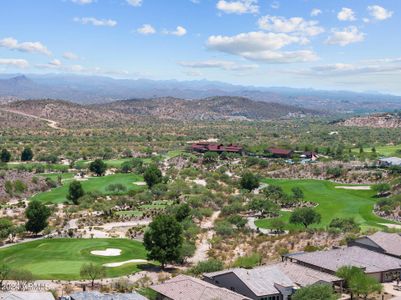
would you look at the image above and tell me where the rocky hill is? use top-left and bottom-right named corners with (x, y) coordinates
top-left (0, 99), bottom-right (134, 127)
top-left (342, 112), bottom-right (401, 128)
top-left (99, 96), bottom-right (319, 121)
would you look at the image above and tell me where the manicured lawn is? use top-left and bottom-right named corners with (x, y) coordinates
top-left (74, 158), bottom-right (154, 169)
top-left (254, 179), bottom-right (398, 231)
top-left (0, 238), bottom-right (148, 280)
top-left (352, 145), bottom-right (401, 157)
top-left (32, 173), bottom-right (144, 204)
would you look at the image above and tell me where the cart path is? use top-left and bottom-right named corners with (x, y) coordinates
top-left (0, 108), bottom-right (61, 129)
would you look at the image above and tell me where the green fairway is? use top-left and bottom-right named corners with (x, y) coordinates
top-left (0, 238), bottom-right (148, 280)
top-left (352, 145), bottom-right (401, 157)
top-left (74, 158), bottom-right (154, 169)
top-left (32, 173), bottom-right (144, 204)
top-left (254, 179), bottom-right (398, 231)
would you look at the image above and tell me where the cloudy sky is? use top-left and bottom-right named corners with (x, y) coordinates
top-left (0, 0), bottom-right (400, 94)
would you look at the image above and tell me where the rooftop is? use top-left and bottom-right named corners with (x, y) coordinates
top-left (286, 246), bottom-right (401, 273)
top-left (204, 265), bottom-right (294, 296)
top-left (267, 148), bottom-right (293, 155)
top-left (151, 274), bottom-right (249, 300)
top-left (0, 292), bottom-right (55, 300)
top-left (363, 231), bottom-right (401, 257)
top-left (69, 291), bottom-right (147, 300)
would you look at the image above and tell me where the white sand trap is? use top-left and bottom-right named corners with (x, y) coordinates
top-left (335, 186), bottom-right (371, 190)
top-left (380, 223), bottom-right (401, 229)
top-left (134, 181), bottom-right (147, 186)
top-left (103, 259), bottom-right (148, 267)
top-left (91, 248), bottom-right (122, 256)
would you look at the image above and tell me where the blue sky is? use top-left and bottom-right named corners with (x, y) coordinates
top-left (0, 0), bottom-right (400, 94)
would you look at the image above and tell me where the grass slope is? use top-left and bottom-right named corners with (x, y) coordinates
top-left (352, 145), bottom-right (401, 157)
top-left (0, 238), bottom-right (148, 280)
top-left (32, 173), bottom-right (144, 204)
top-left (255, 179), bottom-right (397, 231)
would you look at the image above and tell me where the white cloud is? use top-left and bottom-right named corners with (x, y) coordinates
top-left (207, 31), bottom-right (318, 63)
top-left (326, 26), bottom-right (365, 46)
top-left (216, 0), bottom-right (259, 15)
top-left (137, 24), bottom-right (156, 35)
top-left (179, 60), bottom-right (258, 71)
top-left (258, 15), bottom-right (324, 37)
top-left (368, 5), bottom-right (393, 21)
top-left (301, 58), bottom-right (401, 76)
top-left (310, 9), bottom-right (322, 17)
top-left (73, 17), bottom-right (117, 27)
top-left (0, 37), bottom-right (51, 56)
top-left (63, 52), bottom-right (79, 60)
top-left (0, 58), bottom-right (29, 68)
top-left (164, 26), bottom-right (187, 36)
top-left (337, 7), bottom-right (356, 21)
top-left (71, 0), bottom-right (94, 4)
top-left (126, 0), bottom-right (143, 7)
top-left (49, 59), bottom-right (62, 66)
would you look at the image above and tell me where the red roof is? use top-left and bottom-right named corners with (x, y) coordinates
top-left (267, 148), bottom-right (293, 155)
top-left (191, 143), bottom-right (242, 153)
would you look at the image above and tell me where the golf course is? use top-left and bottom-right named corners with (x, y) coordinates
top-left (255, 179), bottom-right (399, 231)
top-left (0, 238), bottom-right (148, 280)
top-left (32, 173), bottom-right (144, 204)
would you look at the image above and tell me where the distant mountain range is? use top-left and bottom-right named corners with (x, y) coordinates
top-left (0, 73), bottom-right (400, 114)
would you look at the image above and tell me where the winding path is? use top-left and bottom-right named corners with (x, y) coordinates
top-left (188, 210), bottom-right (220, 264)
top-left (0, 108), bottom-right (61, 129)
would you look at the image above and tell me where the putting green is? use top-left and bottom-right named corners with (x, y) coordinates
top-left (254, 179), bottom-right (399, 231)
top-left (0, 238), bottom-right (148, 280)
top-left (32, 173), bottom-right (144, 204)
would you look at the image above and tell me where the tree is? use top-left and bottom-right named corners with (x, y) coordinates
top-left (0, 149), bottom-right (11, 163)
top-left (336, 266), bottom-right (382, 299)
top-left (372, 183), bottom-right (391, 197)
top-left (144, 214), bottom-right (183, 269)
top-left (292, 284), bottom-right (338, 300)
top-left (67, 180), bottom-right (85, 204)
top-left (292, 187), bottom-right (304, 200)
top-left (270, 219), bottom-right (286, 234)
top-left (25, 200), bottom-right (51, 235)
top-left (289, 207), bottom-right (321, 228)
top-left (143, 165), bottom-right (163, 188)
top-left (80, 263), bottom-right (106, 288)
top-left (248, 197), bottom-right (278, 218)
top-left (89, 159), bottom-right (107, 176)
top-left (21, 147), bottom-right (33, 161)
top-left (174, 203), bottom-right (191, 222)
top-left (240, 172), bottom-right (260, 191)
top-left (203, 151), bottom-right (219, 164)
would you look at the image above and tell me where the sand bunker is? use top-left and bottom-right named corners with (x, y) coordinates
top-left (91, 248), bottom-right (122, 256)
top-left (134, 181), bottom-right (147, 186)
top-left (335, 186), bottom-right (371, 190)
top-left (380, 223), bottom-right (401, 229)
top-left (103, 259), bottom-right (148, 267)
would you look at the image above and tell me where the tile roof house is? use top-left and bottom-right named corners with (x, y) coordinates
top-left (349, 231), bottom-right (401, 258)
top-left (203, 263), bottom-right (341, 300)
top-left (151, 274), bottom-right (250, 300)
top-left (191, 143), bottom-right (243, 154)
top-left (266, 148), bottom-right (293, 158)
top-left (69, 291), bottom-right (148, 300)
top-left (284, 246), bottom-right (401, 283)
top-left (0, 292), bottom-right (55, 300)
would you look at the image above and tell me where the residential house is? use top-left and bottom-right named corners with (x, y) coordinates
top-left (68, 291), bottom-right (148, 300)
top-left (301, 151), bottom-right (318, 161)
top-left (151, 274), bottom-right (250, 300)
top-left (349, 231), bottom-right (401, 258)
top-left (266, 148), bottom-right (293, 159)
top-left (203, 262), bottom-right (341, 300)
top-left (0, 292), bottom-right (55, 300)
top-left (191, 143), bottom-right (243, 155)
top-left (283, 246), bottom-right (401, 283)
top-left (378, 157), bottom-right (401, 167)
